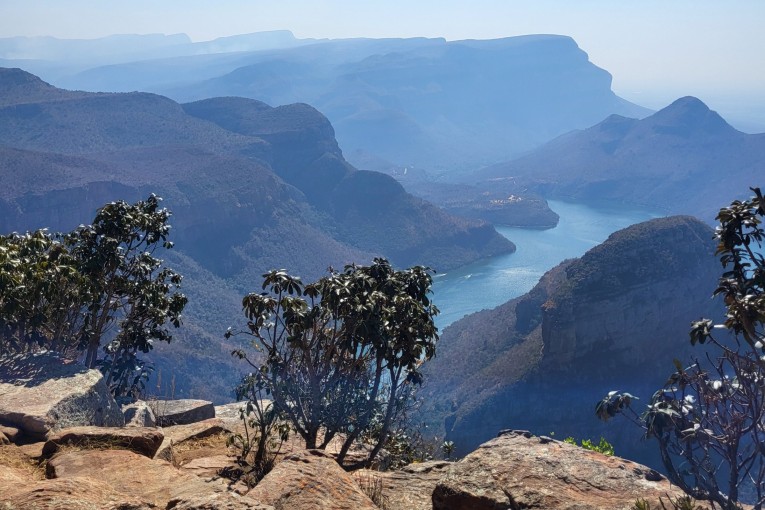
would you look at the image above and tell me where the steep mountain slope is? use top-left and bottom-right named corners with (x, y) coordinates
top-left (0, 68), bottom-right (513, 400)
top-left (419, 216), bottom-right (722, 469)
top-left (9, 35), bottom-right (650, 174)
top-left (182, 97), bottom-right (513, 268)
top-left (476, 96), bottom-right (765, 221)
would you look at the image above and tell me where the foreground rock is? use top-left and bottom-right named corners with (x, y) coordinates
top-left (168, 493), bottom-right (274, 510)
top-left (247, 449), bottom-right (378, 510)
top-left (47, 449), bottom-right (234, 507)
top-left (150, 398), bottom-right (215, 426)
top-left (123, 400), bottom-right (157, 427)
top-left (154, 417), bottom-right (228, 461)
top-left (0, 425), bottom-right (21, 444)
top-left (357, 460), bottom-right (452, 510)
top-left (42, 426), bottom-right (164, 458)
top-left (0, 352), bottom-right (124, 439)
top-left (1, 476), bottom-right (155, 509)
top-left (432, 430), bottom-right (690, 510)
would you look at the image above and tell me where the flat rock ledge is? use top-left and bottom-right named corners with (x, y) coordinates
top-left (150, 398), bottom-right (215, 426)
top-left (42, 425), bottom-right (164, 458)
top-left (432, 430), bottom-right (690, 510)
top-left (246, 449), bottom-right (378, 510)
top-left (0, 352), bottom-right (124, 439)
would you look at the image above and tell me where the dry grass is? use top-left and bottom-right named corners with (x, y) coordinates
top-left (0, 445), bottom-right (46, 480)
top-left (353, 471), bottom-right (390, 510)
top-left (168, 432), bottom-right (233, 466)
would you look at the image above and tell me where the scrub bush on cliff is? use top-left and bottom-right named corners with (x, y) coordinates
top-left (229, 258), bottom-right (439, 470)
top-left (0, 195), bottom-right (187, 397)
top-left (599, 187), bottom-right (765, 510)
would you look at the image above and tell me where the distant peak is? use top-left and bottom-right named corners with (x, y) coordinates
top-left (667, 96), bottom-right (710, 112)
top-left (646, 95), bottom-right (735, 135)
top-left (0, 67), bottom-right (53, 88)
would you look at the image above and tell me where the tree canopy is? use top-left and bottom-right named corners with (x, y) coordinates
top-left (0, 194), bottom-right (187, 397)
top-left (229, 258), bottom-right (439, 469)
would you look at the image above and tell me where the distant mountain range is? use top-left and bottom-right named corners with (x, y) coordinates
top-left (0, 34), bottom-right (650, 174)
top-left (0, 67), bottom-right (512, 400)
top-left (419, 215), bottom-right (723, 469)
top-left (474, 96), bottom-right (765, 221)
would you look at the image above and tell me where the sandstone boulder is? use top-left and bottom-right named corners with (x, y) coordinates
top-left (150, 398), bottom-right (215, 426)
top-left (181, 454), bottom-right (235, 478)
top-left (48, 449), bottom-right (228, 508)
top-left (153, 417), bottom-right (227, 461)
top-left (432, 430), bottom-right (690, 510)
top-left (246, 449), bottom-right (378, 510)
top-left (0, 464), bottom-right (27, 484)
top-left (0, 352), bottom-right (124, 439)
top-left (0, 476), bottom-right (154, 509)
top-left (42, 425), bottom-right (164, 458)
top-left (123, 400), bottom-right (157, 427)
top-left (0, 424), bottom-right (21, 443)
top-left (357, 460), bottom-right (452, 510)
top-left (167, 493), bottom-right (274, 510)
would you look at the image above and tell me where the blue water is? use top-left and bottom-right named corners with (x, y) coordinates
top-left (432, 200), bottom-right (658, 329)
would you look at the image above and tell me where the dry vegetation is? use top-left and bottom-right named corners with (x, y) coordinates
top-left (0, 444), bottom-right (46, 480)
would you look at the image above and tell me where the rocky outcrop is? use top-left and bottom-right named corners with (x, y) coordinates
top-left (358, 460), bottom-right (452, 510)
top-left (421, 216), bottom-right (722, 468)
top-left (0, 386), bottom-right (713, 510)
top-left (42, 426), bottom-right (164, 458)
top-left (47, 449), bottom-right (231, 508)
top-left (431, 430), bottom-right (689, 510)
top-left (153, 417), bottom-right (227, 461)
top-left (150, 399), bottom-right (215, 426)
top-left (123, 400), bottom-right (157, 427)
top-left (168, 493), bottom-right (274, 510)
top-left (0, 476), bottom-right (155, 509)
top-left (246, 449), bottom-right (378, 510)
top-left (0, 352), bottom-right (124, 439)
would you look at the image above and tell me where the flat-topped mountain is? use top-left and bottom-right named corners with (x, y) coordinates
top-left (419, 215), bottom-right (722, 469)
top-left (475, 96), bottom-right (765, 221)
top-left (5, 35), bottom-right (650, 174)
top-left (0, 68), bottom-right (513, 401)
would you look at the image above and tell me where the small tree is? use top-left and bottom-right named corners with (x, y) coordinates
top-left (0, 195), bottom-right (187, 398)
top-left (598, 187), bottom-right (765, 510)
top-left (229, 258), bottom-right (439, 469)
top-left (70, 194), bottom-right (187, 373)
top-left (0, 230), bottom-right (86, 355)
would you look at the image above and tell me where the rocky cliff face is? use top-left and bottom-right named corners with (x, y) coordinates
top-left (420, 216), bottom-right (722, 469)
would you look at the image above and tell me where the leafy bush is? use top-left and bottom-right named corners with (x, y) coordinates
top-left (600, 188), bottom-right (765, 510)
top-left (0, 195), bottom-right (186, 398)
top-left (229, 258), bottom-right (439, 469)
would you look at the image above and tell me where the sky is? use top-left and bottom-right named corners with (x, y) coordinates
top-left (1, 0), bottom-right (764, 129)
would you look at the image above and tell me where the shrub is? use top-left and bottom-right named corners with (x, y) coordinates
top-left (599, 188), bottom-right (765, 510)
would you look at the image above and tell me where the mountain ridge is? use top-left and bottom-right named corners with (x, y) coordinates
top-left (419, 215), bottom-right (722, 470)
top-left (0, 67), bottom-right (513, 400)
top-left (475, 96), bottom-right (764, 221)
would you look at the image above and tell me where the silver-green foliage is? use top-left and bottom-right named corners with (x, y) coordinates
top-left (229, 258), bottom-right (439, 469)
top-left (0, 195), bottom-right (187, 397)
top-left (600, 188), bottom-right (765, 510)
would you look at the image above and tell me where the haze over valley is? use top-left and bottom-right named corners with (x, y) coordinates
top-left (0, 3), bottom-right (763, 503)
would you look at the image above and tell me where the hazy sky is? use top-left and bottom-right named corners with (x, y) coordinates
top-left (1, 0), bottom-right (764, 127)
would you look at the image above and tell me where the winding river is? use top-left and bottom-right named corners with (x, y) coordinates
top-left (432, 200), bottom-right (658, 329)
